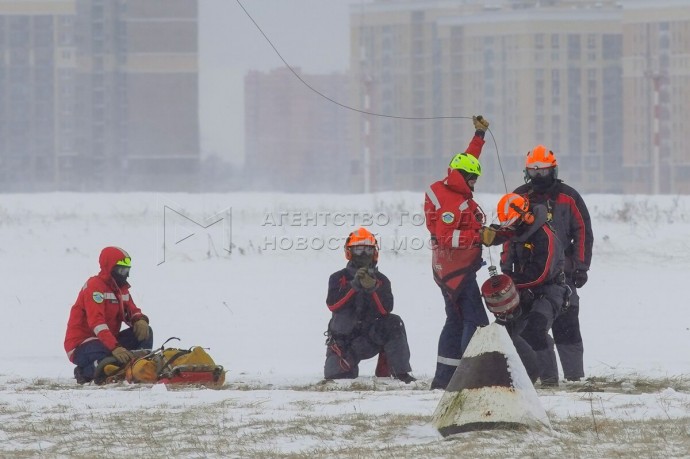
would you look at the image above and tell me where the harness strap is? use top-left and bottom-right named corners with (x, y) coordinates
top-left (329, 342), bottom-right (351, 372)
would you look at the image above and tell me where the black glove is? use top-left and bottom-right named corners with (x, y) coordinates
top-left (494, 316), bottom-right (508, 326)
top-left (573, 269), bottom-right (588, 288)
top-left (519, 289), bottom-right (535, 307)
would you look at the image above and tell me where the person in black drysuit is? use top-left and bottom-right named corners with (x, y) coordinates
top-left (514, 145), bottom-right (593, 382)
top-left (323, 227), bottom-right (415, 383)
top-left (491, 194), bottom-right (570, 385)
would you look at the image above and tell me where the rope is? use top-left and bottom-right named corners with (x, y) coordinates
top-left (234, 0), bottom-right (508, 192)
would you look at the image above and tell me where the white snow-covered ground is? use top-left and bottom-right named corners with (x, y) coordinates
top-left (1, 192), bottom-right (689, 457)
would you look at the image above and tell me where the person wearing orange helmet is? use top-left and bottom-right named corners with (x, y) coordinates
top-left (64, 247), bottom-right (153, 384)
top-left (513, 145), bottom-right (593, 383)
top-left (323, 228), bottom-right (415, 383)
top-left (424, 115), bottom-right (491, 390)
top-left (493, 193), bottom-right (569, 385)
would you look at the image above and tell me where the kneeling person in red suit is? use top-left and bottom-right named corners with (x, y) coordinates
top-left (64, 246), bottom-right (153, 384)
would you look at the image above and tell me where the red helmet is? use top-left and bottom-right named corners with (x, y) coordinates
top-left (345, 227), bottom-right (379, 262)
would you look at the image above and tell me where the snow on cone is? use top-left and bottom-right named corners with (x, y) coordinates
top-left (432, 322), bottom-right (551, 436)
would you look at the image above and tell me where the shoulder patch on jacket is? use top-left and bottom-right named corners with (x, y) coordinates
top-left (441, 212), bottom-right (455, 224)
top-left (92, 292), bottom-right (104, 303)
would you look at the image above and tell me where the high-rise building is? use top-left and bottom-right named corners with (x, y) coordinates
top-left (0, 0), bottom-right (199, 192)
top-left (349, 1), bottom-right (486, 192)
top-left (244, 67), bottom-right (350, 192)
top-left (0, 1), bottom-right (76, 190)
top-left (622, 0), bottom-right (690, 194)
top-left (350, 0), bottom-right (624, 193)
top-left (438, 7), bottom-right (623, 193)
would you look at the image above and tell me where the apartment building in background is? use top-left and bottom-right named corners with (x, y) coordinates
top-left (622, 0), bottom-right (690, 194)
top-left (0, 0), bottom-right (199, 192)
top-left (344, 0), bottom-right (690, 194)
top-left (348, 1), bottom-right (487, 192)
top-left (350, 0), bottom-right (625, 193)
top-left (437, 8), bottom-right (623, 193)
top-left (244, 67), bottom-right (350, 192)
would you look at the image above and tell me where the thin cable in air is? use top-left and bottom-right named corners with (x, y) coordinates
top-left (234, 0), bottom-right (470, 121)
top-left (235, 0), bottom-right (508, 190)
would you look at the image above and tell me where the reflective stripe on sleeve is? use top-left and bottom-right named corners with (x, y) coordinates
top-left (459, 200), bottom-right (469, 211)
top-left (93, 324), bottom-right (109, 335)
top-left (451, 230), bottom-right (461, 248)
top-left (426, 187), bottom-right (441, 209)
top-left (121, 294), bottom-right (130, 301)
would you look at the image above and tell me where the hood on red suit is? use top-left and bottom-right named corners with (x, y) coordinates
top-left (98, 246), bottom-right (131, 277)
top-left (444, 168), bottom-right (473, 196)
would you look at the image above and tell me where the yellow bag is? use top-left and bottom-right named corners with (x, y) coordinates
top-left (126, 358), bottom-right (159, 383)
top-left (127, 346), bottom-right (225, 387)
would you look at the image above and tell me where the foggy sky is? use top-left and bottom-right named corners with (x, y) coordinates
top-left (200, 0), bottom-right (366, 165)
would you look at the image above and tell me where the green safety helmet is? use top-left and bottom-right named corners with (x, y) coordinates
top-left (449, 153), bottom-right (482, 176)
top-left (116, 256), bottom-right (132, 267)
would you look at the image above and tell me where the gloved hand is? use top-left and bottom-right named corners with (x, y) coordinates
top-left (573, 269), bottom-right (588, 288)
top-left (479, 226), bottom-right (496, 246)
top-left (133, 319), bottom-right (149, 342)
top-left (359, 269), bottom-right (377, 290)
top-left (519, 288), bottom-right (535, 307)
top-left (351, 267), bottom-right (368, 291)
top-left (494, 315), bottom-right (509, 326)
top-left (473, 115), bottom-right (490, 132)
top-left (112, 346), bottom-right (134, 364)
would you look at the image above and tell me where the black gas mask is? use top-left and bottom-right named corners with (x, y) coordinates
top-left (526, 167), bottom-right (556, 192)
top-left (111, 265), bottom-right (130, 287)
top-left (349, 245), bottom-right (376, 268)
top-left (461, 171), bottom-right (479, 191)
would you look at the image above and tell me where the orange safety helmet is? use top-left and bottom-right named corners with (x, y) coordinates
top-left (497, 193), bottom-right (534, 228)
top-left (525, 145), bottom-right (558, 182)
top-left (344, 227), bottom-right (379, 262)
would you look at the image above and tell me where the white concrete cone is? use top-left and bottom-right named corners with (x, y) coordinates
top-left (432, 322), bottom-right (551, 436)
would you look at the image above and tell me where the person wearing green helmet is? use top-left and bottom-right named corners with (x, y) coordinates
top-left (424, 115), bottom-right (491, 390)
top-left (64, 247), bottom-right (153, 384)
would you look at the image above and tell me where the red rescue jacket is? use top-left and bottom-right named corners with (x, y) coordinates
top-left (425, 135), bottom-right (487, 295)
top-left (64, 247), bottom-right (147, 361)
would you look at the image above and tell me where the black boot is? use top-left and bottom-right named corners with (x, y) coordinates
top-left (74, 367), bottom-right (91, 385)
top-left (394, 373), bottom-right (417, 384)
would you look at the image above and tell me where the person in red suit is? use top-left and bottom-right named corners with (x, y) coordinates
top-left (64, 246), bottom-right (153, 384)
top-left (424, 115), bottom-right (492, 390)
